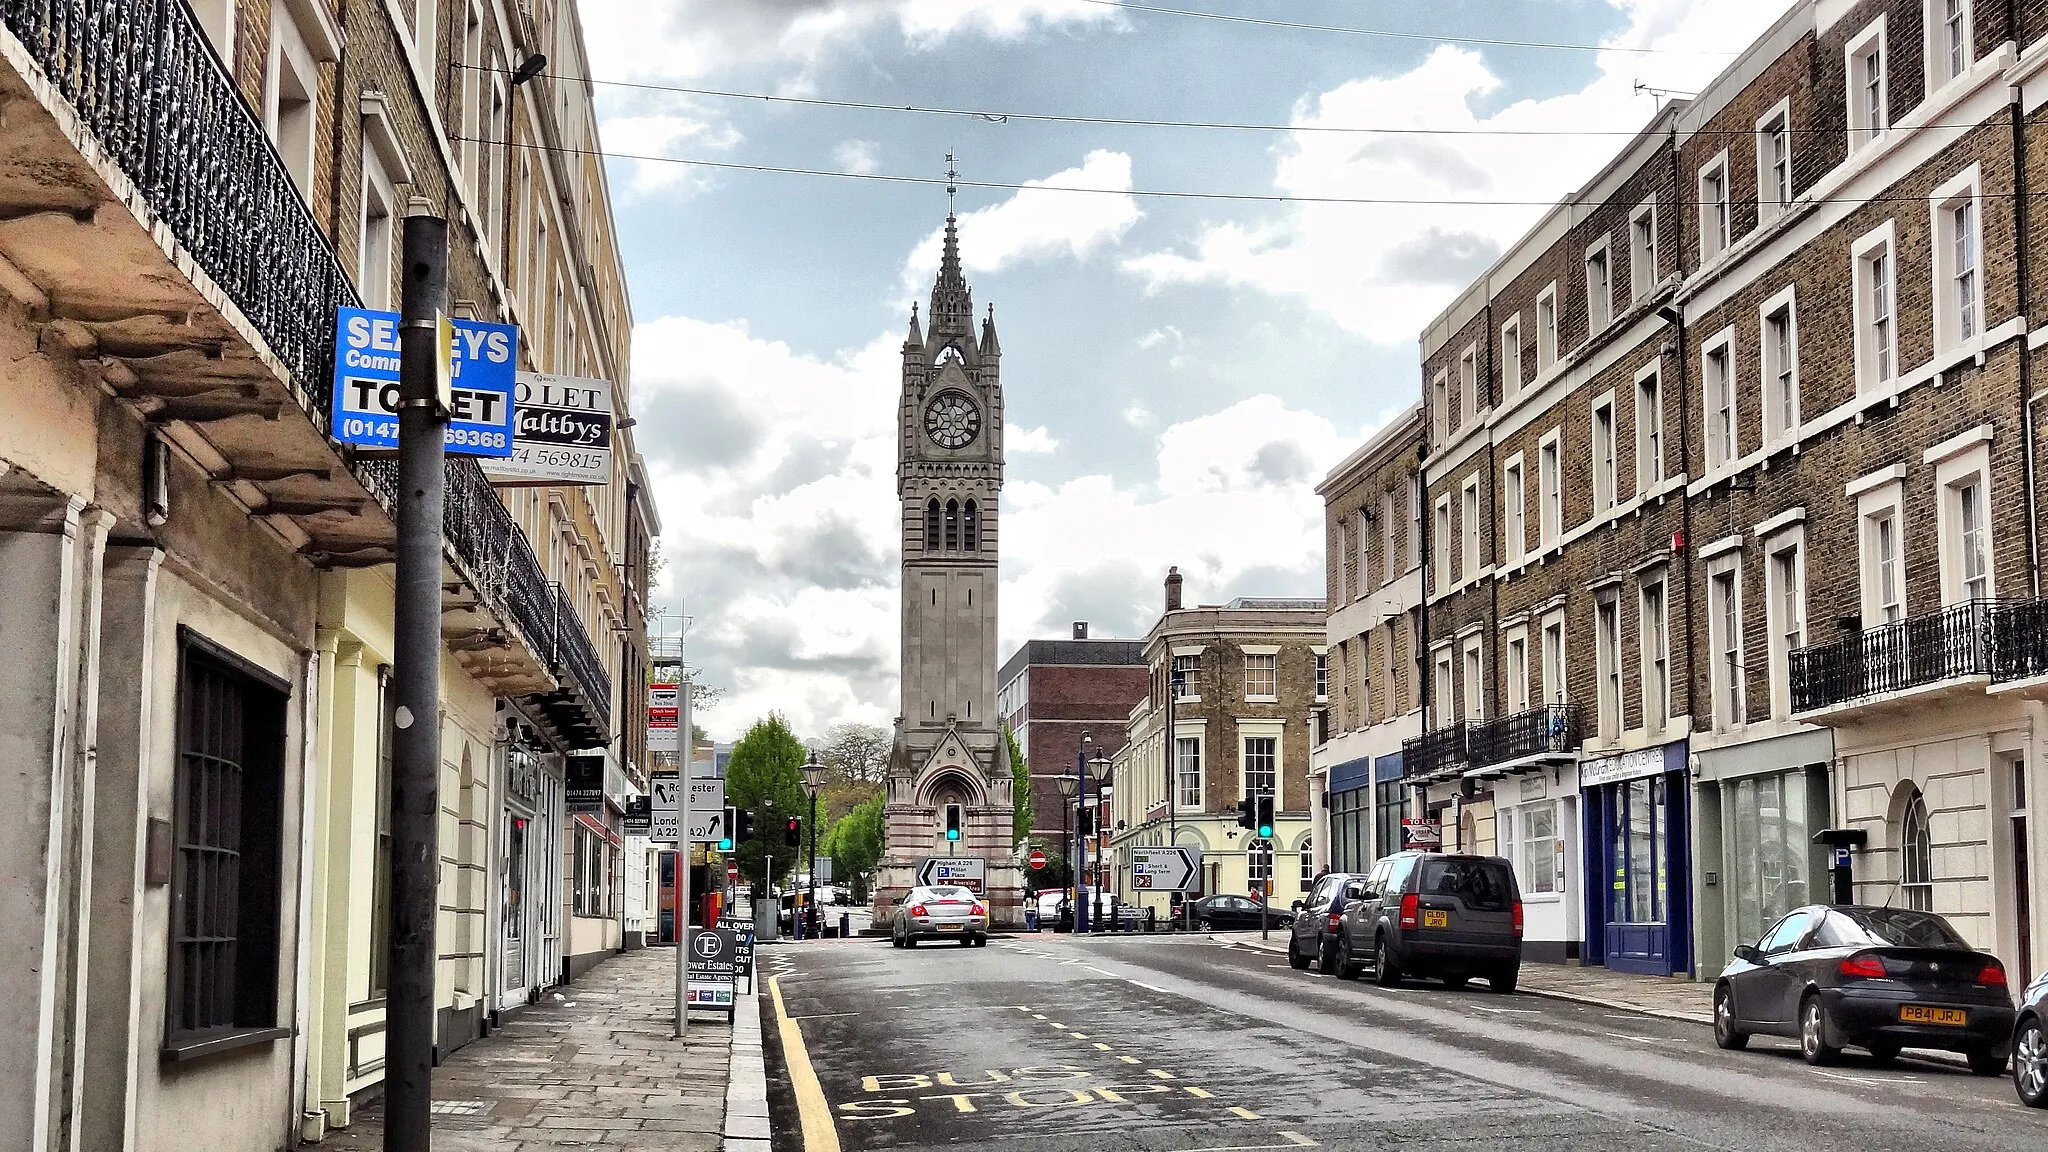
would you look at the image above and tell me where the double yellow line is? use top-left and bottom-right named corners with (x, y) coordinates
top-left (770, 976), bottom-right (842, 1152)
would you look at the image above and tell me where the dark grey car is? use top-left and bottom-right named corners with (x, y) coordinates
top-left (1288, 872), bottom-right (1370, 974)
top-left (1334, 851), bottom-right (1522, 991)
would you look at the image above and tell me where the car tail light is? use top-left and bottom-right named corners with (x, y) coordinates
top-left (1839, 954), bottom-right (1887, 980)
top-left (1978, 961), bottom-right (2007, 987)
top-left (1398, 892), bottom-right (1419, 930)
top-left (1511, 901), bottom-right (1524, 937)
top-left (971, 903), bottom-right (986, 917)
top-left (1327, 910), bottom-right (1343, 932)
top-left (909, 903), bottom-right (928, 917)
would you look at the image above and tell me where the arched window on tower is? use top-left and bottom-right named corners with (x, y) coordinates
top-left (964, 499), bottom-right (978, 551)
top-left (944, 499), bottom-right (961, 550)
top-left (925, 498), bottom-right (942, 552)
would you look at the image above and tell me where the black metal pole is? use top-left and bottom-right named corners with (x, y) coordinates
top-left (1076, 745), bottom-right (1090, 933)
top-left (807, 790), bottom-right (818, 939)
top-left (384, 208), bottom-right (449, 1152)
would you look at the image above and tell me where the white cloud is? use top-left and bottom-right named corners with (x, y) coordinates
top-left (1006, 424), bottom-right (1059, 454)
top-left (1122, 403), bottom-right (1156, 428)
top-left (600, 114), bottom-right (743, 194)
top-left (1123, 0), bottom-right (1794, 343)
top-left (901, 151), bottom-right (1141, 293)
top-left (834, 139), bottom-right (883, 175)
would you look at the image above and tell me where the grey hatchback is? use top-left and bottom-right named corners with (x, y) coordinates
top-left (1333, 851), bottom-right (1522, 991)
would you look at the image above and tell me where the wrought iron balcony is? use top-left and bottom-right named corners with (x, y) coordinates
top-left (1991, 597), bottom-right (2048, 685)
top-left (1790, 600), bottom-right (1995, 715)
top-left (1468, 703), bottom-right (1582, 769)
top-left (4, 0), bottom-right (353, 420)
top-left (550, 581), bottom-right (612, 741)
top-left (1401, 722), bottom-right (1475, 780)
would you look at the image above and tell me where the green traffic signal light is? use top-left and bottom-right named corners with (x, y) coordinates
top-left (718, 835), bottom-right (734, 852)
top-left (1255, 795), bottom-right (1275, 838)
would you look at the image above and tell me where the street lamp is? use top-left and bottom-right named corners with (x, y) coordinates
top-left (801, 748), bottom-right (827, 941)
top-left (1054, 770), bottom-right (1076, 930)
top-left (1075, 734), bottom-right (1092, 933)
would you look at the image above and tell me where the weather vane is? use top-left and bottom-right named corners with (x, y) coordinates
top-left (945, 150), bottom-right (958, 217)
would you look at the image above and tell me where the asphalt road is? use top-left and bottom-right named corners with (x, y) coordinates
top-left (760, 932), bottom-right (2047, 1152)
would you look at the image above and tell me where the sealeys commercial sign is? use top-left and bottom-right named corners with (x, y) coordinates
top-left (484, 371), bottom-right (613, 485)
top-left (331, 306), bottom-right (517, 456)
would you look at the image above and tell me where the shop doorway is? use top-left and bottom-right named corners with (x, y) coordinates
top-left (1584, 767), bottom-right (1690, 975)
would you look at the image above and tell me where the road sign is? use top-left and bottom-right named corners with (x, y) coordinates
top-left (815, 856), bottom-right (834, 882)
top-left (727, 862), bottom-right (739, 880)
top-left (915, 856), bottom-right (986, 892)
top-left (1129, 847), bottom-right (1199, 892)
top-left (686, 778), bottom-right (725, 841)
top-left (650, 771), bottom-right (680, 842)
top-left (1028, 849), bottom-right (1048, 870)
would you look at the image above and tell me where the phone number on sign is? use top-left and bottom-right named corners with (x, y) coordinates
top-left (446, 427), bottom-right (509, 450)
top-left (341, 416), bottom-right (398, 441)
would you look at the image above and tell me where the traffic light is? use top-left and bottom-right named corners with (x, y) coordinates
top-left (735, 808), bottom-right (756, 844)
top-left (1077, 805), bottom-right (1095, 835)
top-left (718, 805), bottom-right (736, 852)
top-left (945, 803), bottom-right (962, 841)
top-left (785, 815), bottom-right (801, 846)
top-left (1255, 795), bottom-right (1275, 839)
top-left (1236, 798), bottom-right (1256, 831)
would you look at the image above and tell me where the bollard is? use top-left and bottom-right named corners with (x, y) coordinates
top-left (840, 912), bottom-right (850, 939)
top-left (1145, 907), bottom-right (1156, 933)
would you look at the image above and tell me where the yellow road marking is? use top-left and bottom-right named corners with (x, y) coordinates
top-left (1046, 1021), bottom-right (1066, 1028)
top-left (1185, 1087), bottom-right (1215, 1099)
top-left (1093, 1043), bottom-right (1112, 1051)
top-left (1230, 1107), bottom-right (1262, 1120)
top-left (1070, 1032), bottom-right (1089, 1039)
top-left (771, 977), bottom-right (842, 1152)
top-left (1117, 1056), bottom-right (1141, 1064)
top-left (1032, 1014), bottom-right (1048, 1020)
top-left (1148, 1069), bottom-right (1175, 1079)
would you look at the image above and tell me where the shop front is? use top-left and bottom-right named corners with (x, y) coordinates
top-left (496, 732), bottom-right (563, 1014)
top-left (1690, 728), bottom-right (1833, 975)
top-left (1494, 764), bottom-right (1580, 963)
top-left (1581, 740), bottom-right (1691, 976)
top-left (1374, 752), bottom-right (1406, 863)
top-left (1326, 754), bottom-right (1373, 872)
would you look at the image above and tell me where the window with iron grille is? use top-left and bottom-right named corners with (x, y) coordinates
top-left (166, 632), bottom-right (289, 1053)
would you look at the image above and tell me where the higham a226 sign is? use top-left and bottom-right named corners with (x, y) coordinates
top-left (484, 372), bottom-right (613, 486)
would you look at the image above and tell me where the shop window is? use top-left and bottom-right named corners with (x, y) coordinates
top-left (1503, 804), bottom-right (1559, 896)
top-left (1724, 771), bottom-right (1813, 951)
top-left (1609, 775), bottom-right (1670, 924)
top-left (1375, 779), bottom-right (1404, 863)
top-left (1900, 790), bottom-right (1933, 911)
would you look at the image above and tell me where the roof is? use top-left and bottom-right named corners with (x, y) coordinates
top-left (1223, 597), bottom-right (1326, 611)
top-left (997, 638), bottom-right (1149, 685)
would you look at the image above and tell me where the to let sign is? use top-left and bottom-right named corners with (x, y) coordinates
top-left (331, 306), bottom-right (517, 456)
top-left (485, 371), bottom-right (614, 485)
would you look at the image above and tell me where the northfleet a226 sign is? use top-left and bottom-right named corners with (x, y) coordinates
top-left (331, 306), bottom-right (517, 456)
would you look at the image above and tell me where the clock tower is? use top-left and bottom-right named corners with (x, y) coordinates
top-left (875, 209), bottom-right (1022, 924)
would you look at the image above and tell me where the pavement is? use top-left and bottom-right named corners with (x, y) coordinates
top-left (760, 930), bottom-right (2045, 1152)
top-left (316, 947), bottom-right (734, 1150)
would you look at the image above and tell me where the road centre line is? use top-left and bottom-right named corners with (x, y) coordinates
top-left (1185, 1087), bottom-right (1215, 1099)
top-left (1117, 1056), bottom-right (1141, 1064)
top-left (1148, 1069), bottom-right (1175, 1079)
top-left (1093, 1043), bottom-right (1112, 1051)
top-left (1230, 1107), bottom-right (1262, 1119)
top-left (769, 976), bottom-right (842, 1152)
top-left (1070, 1033), bottom-right (1089, 1039)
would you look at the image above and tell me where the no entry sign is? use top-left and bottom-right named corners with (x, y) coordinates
top-left (1028, 849), bottom-right (1047, 870)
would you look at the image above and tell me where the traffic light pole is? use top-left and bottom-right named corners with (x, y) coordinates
top-left (1259, 842), bottom-right (1271, 941)
top-left (675, 743), bottom-right (691, 1039)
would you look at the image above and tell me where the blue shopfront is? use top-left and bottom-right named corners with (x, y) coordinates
top-left (1580, 740), bottom-right (1692, 976)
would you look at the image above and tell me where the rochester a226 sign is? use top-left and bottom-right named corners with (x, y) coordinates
top-left (331, 306), bottom-right (518, 456)
top-left (485, 371), bottom-right (614, 486)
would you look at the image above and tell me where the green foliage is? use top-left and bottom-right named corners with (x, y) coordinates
top-left (1023, 835), bottom-right (1070, 891)
top-left (724, 715), bottom-right (808, 889)
top-left (823, 794), bottom-right (887, 902)
top-left (1008, 726), bottom-right (1033, 846)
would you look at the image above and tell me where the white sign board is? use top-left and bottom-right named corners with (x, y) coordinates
top-left (686, 779), bottom-right (726, 842)
top-left (647, 680), bottom-right (679, 753)
top-left (484, 371), bottom-right (614, 485)
top-left (915, 856), bottom-right (986, 892)
top-left (650, 771), bottom-right (680, 842)
top-left (1129, 847), bottom-right (1200, 892)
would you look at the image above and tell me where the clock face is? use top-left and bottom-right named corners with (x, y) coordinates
top-left (924, 392), bottom-right (981, 450)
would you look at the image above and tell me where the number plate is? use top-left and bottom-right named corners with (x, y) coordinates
top-left (1899, 1005), bottom-right (1967, 1026)
top-left (1423, 910), bottom-right (1449, 928)
top-left (938, 923), bottom-right (963, 931)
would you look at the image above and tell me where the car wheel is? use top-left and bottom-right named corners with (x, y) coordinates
top-left (2014, 1017), bottom-right (2048, 1107)
top-left (1373, 935), bottom-right (1403, 988)
top-left (905, 936), bottom-right (918, 948)
top-left (1334, 935), bottom-right (1360, 980)
top-left (1711, 985), bottom-right (1748, 1051)
top-left (1799, 995), bottom-right (1840, 1066)
top-left (1318, 939), bottom-right (1343, 976)
top-left (973, 934), bottom-right (987, 948)
top-left (1441, 975), bottom-right (1470, 990)
top-left (1866, 1042), bottom-right (1900, 1066)
top-left (1488, 965), bottom-right (1518, 994)
top-left (1967, 1046), bottom-right (2008, 1077)
top-left (1286, 935), bottom-right (1311, 971)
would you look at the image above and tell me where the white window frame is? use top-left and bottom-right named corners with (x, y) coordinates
top-left (1629, 198), bottom-right (1659, 302)
top-left (412, 0), bottom-right (440, 102)
top-left (1591, 391), bottom-right (1618, 511)
top-left (1334, 520), bottom-right (1349, 604)
top-left (1502, 453), bottom-right (1527, 565)
top-left (1925, 0), bottom-right (1974, 92)
top-left (1538, 430), bottom-right (1563, 548)
top-left (1171, 648), bottom-right (1205, 704)
top-left (1383, 490), bottom-right (1400, 582)
top-left (1461, 474), bottom-right (1481, 581)
top-left (1764, 526), bottom-right (1807, 720)
top-left (1758, 286), bottom-right (1800, 444)
top-left (1315, 647), bottom-right (1330, 702)
top-left (1708, 556), bottom-right (1746, 730)
top-left (1239, 722), bottom-right (1284, 811)
top-left (1462, 636), bottom-right (1485, 722)
top-left (1702, 327), bottom-right (1739, 471)
top-left (1355, 510), bottom-right (1371, 598)
top-left (1536, 283), bottom-right (1559, 371)
top-left (1931, 165), bottom-right (1985, 353)
top-left (1540, 612), bottom-right (1567, 706)
top-left (1635, 362), bottom-right (1663, 490)
top-left (1755, 99), bottom-right (1793, 223)
top-left (1432, 369), bottom-right (1450, 445)
top-left (263, 1), bottom-right (334, 197)
top-left (1433, 645), bottom-right (1455, 727)
top-left (1435, 494), bottom-right (1453, 593)
top-left (1698, 150), bottom-right (1732, 261)
top-left (1505, 625), bottom-right (1530, 715)
top-left (1501, 315), bottom-right (1523, 400)
top-left (1639, 574), bottom-right (1670, 731)
top-left (1242, 648), bottom-right (1280, 703)
top-left (359, 136), bottom-right (400, 312)
top-left (1595, 592), bottom-right (1624, 739)
top-left (1585, 235), bottom-right (1613, 331)
top-left (1408, 476), bottom-right (1423, 570)
top-left (1847, 17), bottom-right (1890, 152)
top-left (1174, 730), bottom-right (1204, 812)
top-left (1855, 475), bottom-right (1907, 626)
top-left (1459, 343), bottom-right (1480, 427)
top-left (1933, 439), bottom-right (1994, 605)
top-left (1851, 221), bottom-right (1899, 394)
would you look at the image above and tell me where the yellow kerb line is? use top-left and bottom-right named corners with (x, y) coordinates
top-left (771, 977), bottom-right (842, 1152)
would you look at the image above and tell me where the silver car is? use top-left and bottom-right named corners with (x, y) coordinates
top-left (890, 885), bottom-right (988, 947)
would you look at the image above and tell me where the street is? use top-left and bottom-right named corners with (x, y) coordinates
top-left (763, 934), bottom-right (2046, 1152)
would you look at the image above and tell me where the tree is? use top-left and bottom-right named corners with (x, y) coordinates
top-left (821, 722), bottom-right (890, 783)
top-left (1007, 726), bottom-right (1033, 846)
top-left (822, 794), bottom-right (886, 903)
top-left (724, 715), bottom-right (808, 891)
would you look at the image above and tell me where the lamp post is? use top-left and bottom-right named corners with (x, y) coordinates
top-left (1075, 734), bottom-right (1092, 934)
top-left (801, 749), bottom-right (827, 941)
top-left (1091, 762), bottom-right (1112, 932)
top-left (1055, 770), bottom-right (1076, 931)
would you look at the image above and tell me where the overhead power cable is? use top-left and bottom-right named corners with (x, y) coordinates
top-left (1070, 0), bottom-right (1735, 56)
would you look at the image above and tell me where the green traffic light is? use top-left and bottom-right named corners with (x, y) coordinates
top-left (946, 828), bottom-right (960, 840)
top-left (719, 837), bottom-right (734, 852)
top-left (1258, 824), bottom-right (1273, 838)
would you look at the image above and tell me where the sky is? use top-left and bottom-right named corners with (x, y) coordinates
top-left (581, 0), bottom-right (1798, 741)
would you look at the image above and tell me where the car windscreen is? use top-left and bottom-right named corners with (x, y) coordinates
top-left (1415, 858), bottom-right (1513, 910)
top-left (1824, 908), bottom-right (1970, 949)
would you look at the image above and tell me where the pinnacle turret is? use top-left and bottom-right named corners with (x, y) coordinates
top-left (930, 214), bottom-right (974, 337)
top-left (979, 303), bottom-right (1000, 358)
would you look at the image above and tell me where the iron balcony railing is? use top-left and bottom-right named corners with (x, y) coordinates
top-left (1401, 722), bottom-right (1474, 780)
top-left (551, 581), bottom-right (612, 736)
top-left (1469, 703), bottom-right (1582, 768)
top-left (1790, 599), bottom-right (1995, 713)
top-left (1991, 597), bottom-right (2048, 684)
top-left (3, 0), bottom-right (355, 420)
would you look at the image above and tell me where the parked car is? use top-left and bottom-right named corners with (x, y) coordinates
top-left (2014, 965), bottom-right (2048, 1106)
top-left (1334, 852), bottom-right (1522, 991)
top-left (889, 884), bottom-right (988, 947)
top-left (1189, 894), bottom-right (1291, 931)
top-left (1287, 873), bottom-right (1370, 973)
top-left (1712, 905), bottom-right (2014, 1074)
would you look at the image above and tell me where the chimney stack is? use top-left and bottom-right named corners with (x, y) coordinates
top-left (1164, 566), bottom-right (1183, 612)
top-left (1072, 621), bottom-right (1090, 640)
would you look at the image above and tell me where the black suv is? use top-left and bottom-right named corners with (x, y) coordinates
top-left (1335, 851), bottom-right (1522, 991)
top-left (1287, 872), bottom-right (1371, 974)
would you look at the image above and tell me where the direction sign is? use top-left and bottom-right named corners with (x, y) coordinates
top-left (1028, 849), bottom-right (1047, 870)
top-left (915, 856), bottom-right (986, 892)
top-left (686, 778), bottom-right (725, 841)
top-left (649, 771), bottom-right (680, 842)
top-left (1129, 847), bottom-right (1200, 892)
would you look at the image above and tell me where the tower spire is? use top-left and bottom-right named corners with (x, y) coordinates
top-left (930, 151), bottom-right (972, 336)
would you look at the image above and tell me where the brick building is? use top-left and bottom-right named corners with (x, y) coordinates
top-left (997, 626), bottom-right (1150, 840)
top-left (1309, 404), bottom-right (1427, 880)
top-left (1390, 0), bottom-right (2048, 980)
top-left (1108, 572), bottom-right (1326, 917)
